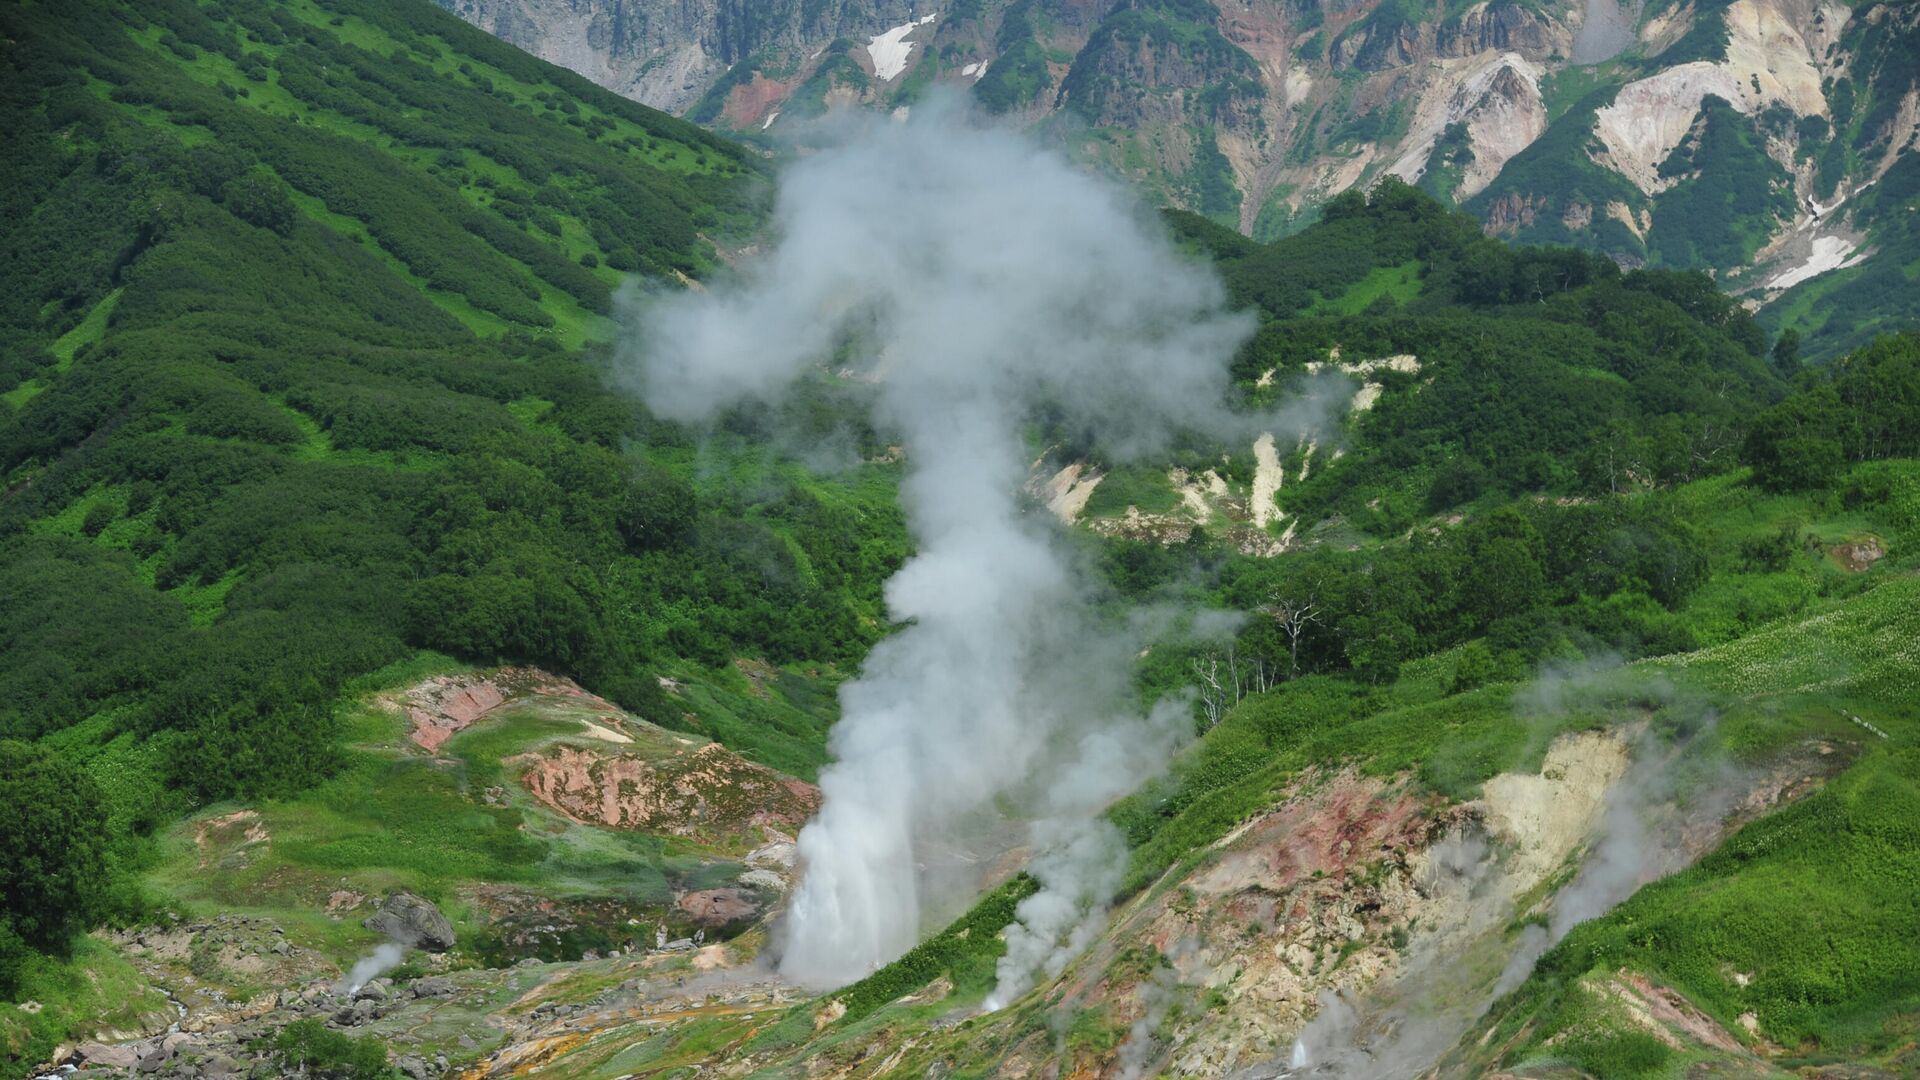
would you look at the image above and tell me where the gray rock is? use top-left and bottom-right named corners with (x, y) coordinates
top-left (409, 976), bottom-right (455, 998)
top-left (362, 893), bottom-right (455, 952)
top-left (331, 997), bottom-right (381, 1027)
top-left (352, 981), bottom-right (387, 1002)
top-left (395, 1056), bottom-right (433, 1080)
top-left (72, 1042), bottom-right (142, 1070)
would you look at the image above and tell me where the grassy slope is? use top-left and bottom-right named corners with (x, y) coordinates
top-left (0, 2), bottom-right (889, 1070)
top-left (495, 459), bottom-right (1920, 1076)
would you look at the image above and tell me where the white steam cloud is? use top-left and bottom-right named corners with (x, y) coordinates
top-left (338, 942), bottom-right (406, 997)
top-left (620, 97), bottom-right (1339, 993)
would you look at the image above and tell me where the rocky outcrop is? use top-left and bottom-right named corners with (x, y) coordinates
top-left (364, 892), bottom-right (456, 952)
top-left (516, 741), bottom-right (820, 844)
top-left (1482, 189), bottom-right (1546, 234)
top-left (1437, 0), bottom-right (1567, 57)
top-left (1058, 2), bottom-right (1266, 129)
top-left (433, 0), bottom-right (945, 112)
top-left (432, 0), bottom-right (1913, 307)
top-left (1330, 16), bottom-right (1432, 70)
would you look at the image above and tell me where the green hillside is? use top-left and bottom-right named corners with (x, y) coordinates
top-left (5, 5), bottom-right (1920, 1077)
top-left (0, 2), bottom-right (903, 1064)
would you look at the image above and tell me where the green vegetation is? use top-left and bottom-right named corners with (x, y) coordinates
top-left (1762, 8), bottom-right (1920, 361)
top-left (801, 186), bottom-right (1920, 1068)
top-left (273, 1019), bottom-right (400, 1079)
top-left (1310, 259), bottom-right (1422, 314)
top-left (0, 3), bottom-right (898, 1063)
top-left (1059, 0), bottom-right (1262, 125)
top-left (0, 742), bottom-right (112, 995)
top-left (783, 40), bottom-right (871, 119)
top-left (1174, 180), bottom-right (1776, 527)
top-left (1415, 122), bottom-right (1474, 204)
top-left (1650, 95), bottom-right (1794, 269)
top-left (1083, 464), bottom-right (1185, 518)
top-left (1332, 0), bottom-right (1435, 70)
top-left (1742, 332), bottom-right (1920, 492)
top-left (7, 5), bottom-right (1920, 1072)
top-left (1483, 722), bottom-right (1920, 1066)
top-left (973, 1), bottom-right (1055, 114)
top-left (1465, 85), bottom-right (1647, 260)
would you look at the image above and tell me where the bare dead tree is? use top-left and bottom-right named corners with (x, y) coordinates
top-left (1268, 594), bottom-right (1321, 679)
top-left (1249, 656), bottom-right (1274, 695)
top-left (1191, 655), bottom-right (1228, 730)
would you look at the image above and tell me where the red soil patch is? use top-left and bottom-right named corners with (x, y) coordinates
top-left (720, 71), bottom-right (797, 128)
top-left (400, 667), bottom-right (614, 752)
top-left (515, 742), bottom-right (821, 844)
top-left (1621, 971), bottom-right (1745, 1053)
top-left (678, 888), bottom-right (760, 927)
top-left (194, 809), bottom-right (269, 869)
top-left (1189, 773), bottom-right (1427, 896)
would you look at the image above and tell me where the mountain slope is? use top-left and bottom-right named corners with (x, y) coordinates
top-left (0, 1), bottom-right (904, 1067)
top-left (8, 5), bottom-right (1920, 1079)
top-left (437, 0), bottom-right (1920, 357)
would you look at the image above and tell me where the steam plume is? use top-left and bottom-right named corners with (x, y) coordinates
top-left (1277, 664), bottom-right (1739, 1078)
top-left (620, 97), bottom-right (1336, 991)
top-left (338, 942), bottom-right (405, 996)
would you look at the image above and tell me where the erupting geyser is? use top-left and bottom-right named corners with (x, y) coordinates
top-left (622, 96), bottom-right (1338, 995)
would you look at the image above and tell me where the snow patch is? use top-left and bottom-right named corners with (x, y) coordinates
top-left (1284, 67), bottom-right (1313, 107)
top-left (960, 61), bottom-right (989, 79)
top-left (761, 110), bottom-right (779, 130)
top-left (1765, 235), bottom-right (1868, 290)
top-left (867, 14), bottom-right (936, 82)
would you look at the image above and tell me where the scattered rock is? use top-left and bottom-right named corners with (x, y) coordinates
top-left (409, 976), bottom-right (455, 998)
top-left (72, 1043), bottom-right (141, 1070)
top-left (332, 998), bottom-right (379, 1027)
top-left (1830, 536), bottom-right (1886, 573)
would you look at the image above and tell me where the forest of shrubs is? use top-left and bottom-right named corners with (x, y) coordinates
top-left (0, 0), bottom-right (897, 996)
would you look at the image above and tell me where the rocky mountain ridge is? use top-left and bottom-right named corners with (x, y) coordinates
top-left (435, 0), bottom-right (1920, 357)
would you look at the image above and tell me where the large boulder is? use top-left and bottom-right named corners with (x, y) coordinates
top-left (363, 892), bottom-right (455, 952)
top-left (71, 1042), bottom-right (142, 1070)
top-left (409, 976), bottom-right (456, 998)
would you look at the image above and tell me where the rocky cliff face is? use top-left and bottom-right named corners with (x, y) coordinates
top-left (434, 0), bottom-right (940, 113)
top-left (436, 0), bottom-right (1917, 335)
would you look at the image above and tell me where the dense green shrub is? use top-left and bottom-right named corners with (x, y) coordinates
top-left (0, 742), bottom-right (111, 958)
top-left (272, 1019), bottom-right (398, 1079)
